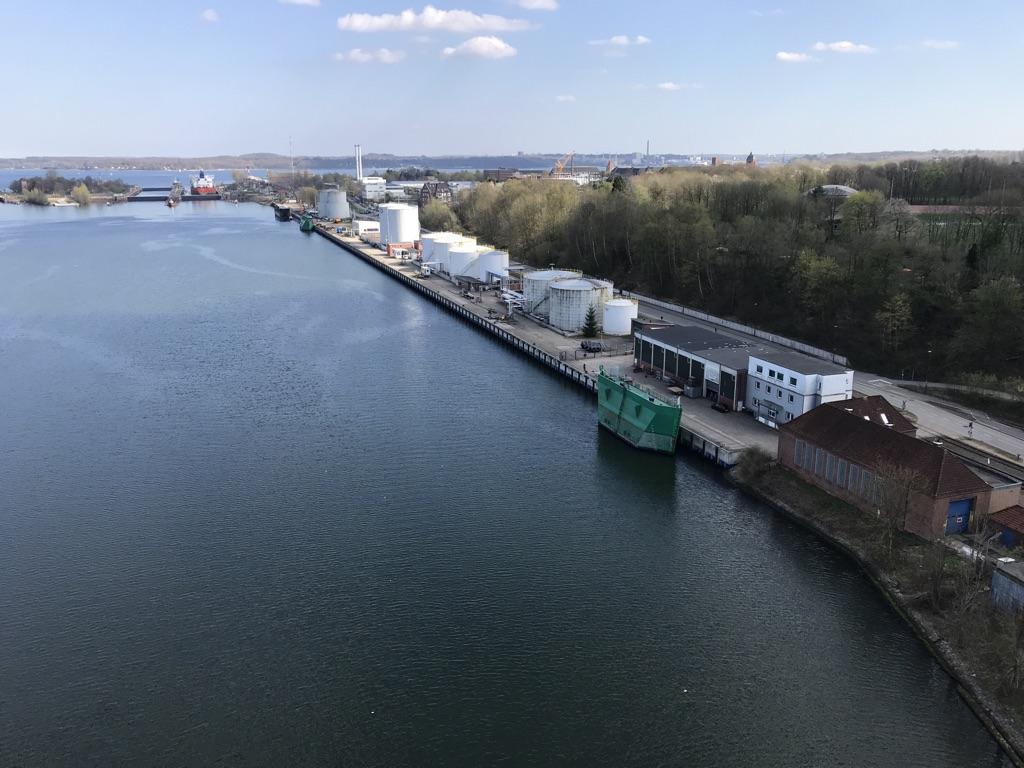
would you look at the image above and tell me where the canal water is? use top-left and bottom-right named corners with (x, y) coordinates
top-left (0, 202), bottom-right (1010, 767)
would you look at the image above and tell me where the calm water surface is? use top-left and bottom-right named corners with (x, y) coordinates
top-left (0, 202), bottom-right (1010, 766)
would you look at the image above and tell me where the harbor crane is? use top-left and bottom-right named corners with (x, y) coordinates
top-left (553, 151), bottom-right (576, 175)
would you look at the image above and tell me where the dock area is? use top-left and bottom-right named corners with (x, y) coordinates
top-left (313, 223), bottom-right (779, 465)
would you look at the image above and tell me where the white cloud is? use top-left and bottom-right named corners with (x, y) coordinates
top-left (334, 48), bottom-right (407, 64)
top-left (279, 0), bottom-right (320, 5)
top-left (516, 0), bottom-right (558, 9)
top-left (812, 40), bottom-right (875, 54)
top-left (776, 51), bottom-right (813, 63)
top-left (589, 34), bottom-right (650, 47)
top-left (339, 5), bottom-right (530, 33)
top-left (555, 94), bottom-right (576, 102)
top-left (442, 36), bottom-right (517, 59)
top-left (750, 8), bottom-right (785, 16)
top-left (200, 8), bottom-right (218, 23)
top-left (922, 39), bottom-right (959, 50)
top-left (657, 82), bottom-right (681, 91)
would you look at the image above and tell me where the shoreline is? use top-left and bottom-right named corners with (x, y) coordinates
top-left (308, 222), bottom-right (1024, 760)
top-left (730, 468), bottom-right (1024, 766)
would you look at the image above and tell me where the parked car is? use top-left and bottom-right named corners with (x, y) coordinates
top-left (580, 340), bottom-right (606, 353)
top-left (711, 401), bottom-right (730, 413)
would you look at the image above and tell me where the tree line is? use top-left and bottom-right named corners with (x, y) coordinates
top-left (449, 159), bottom-right (1024, 382)
top-left (8, 172), bottom-right (129, 196)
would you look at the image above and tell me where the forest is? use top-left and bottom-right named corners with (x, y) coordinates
top-left (443, 156), bottom-right (1024, 383)
top-left (8, 173), bottom-right (129, 195)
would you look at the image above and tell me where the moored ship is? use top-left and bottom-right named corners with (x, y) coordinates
top-left (597, 367), bottom-right (682, 454)
top-left (190, 170), bottom-right (217, 196)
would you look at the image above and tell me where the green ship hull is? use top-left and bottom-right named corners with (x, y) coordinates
top-left (299, 214), bottom-right (315, 233)
top-left (597, 370), bottom-right (682, 454)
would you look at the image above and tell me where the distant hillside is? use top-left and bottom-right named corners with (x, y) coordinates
top-left (1, 149), bottom-right (1020, 171)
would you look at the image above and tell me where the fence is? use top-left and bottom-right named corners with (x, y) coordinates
top-left (618, 290), bottom-right (849, 367)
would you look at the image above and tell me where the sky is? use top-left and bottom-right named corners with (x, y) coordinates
top-left (2, 0), bottom-right (1022, 157)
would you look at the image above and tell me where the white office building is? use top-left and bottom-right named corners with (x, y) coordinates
top-left (360, 176), bottom-right (387, 202)
top-left (746, 351), bottom-right (853, 428)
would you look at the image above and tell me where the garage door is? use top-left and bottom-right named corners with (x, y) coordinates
top-left (945, 498), bottom-right (973, 535)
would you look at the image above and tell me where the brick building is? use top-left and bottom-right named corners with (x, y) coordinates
top-left (779, 403), bottom-right (993, 538)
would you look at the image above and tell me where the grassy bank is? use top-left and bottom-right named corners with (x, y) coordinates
top-left (733, 461), bottom-right (1024, 765)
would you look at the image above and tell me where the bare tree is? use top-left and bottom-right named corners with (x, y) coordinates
top-left (874, 460), bottom-right (927, 564)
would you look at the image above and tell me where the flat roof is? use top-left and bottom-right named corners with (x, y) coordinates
top-left (749, 348), bottom-right (850, 376)
top-left (639, 324), bottom-right (747, 352)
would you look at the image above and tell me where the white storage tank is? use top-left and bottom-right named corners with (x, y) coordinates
top-left (379, 203), bottom-right (421, 245)
top-left (602, 298), bottom-right (639, 335)
top-left (547, 277), bottom-right (614, 332)
top-left (318, 185), bottom-right (350, 220)
top-left (522, 269), bottom-right (580, 314)
top-left (419, 232), bottom-right (445, 263)
top-left (434, 236), bottom-right (476, 275)
top-left (477, 250), bottom-right (509, 282)
top-left (448, 245), bottom-right (478, 278)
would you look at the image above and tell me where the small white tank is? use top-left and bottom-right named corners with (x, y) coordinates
top-left (602, 298), bottom-right (639, 335)
top-left (448, 245), bottom-right (478, 277)
top-left (477, 250), bottom-right (509, 282)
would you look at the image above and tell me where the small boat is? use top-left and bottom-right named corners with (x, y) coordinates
top-left (166, 198), bottom-right (177, 208)
top-left (299, 213), bottom-right (315, 233)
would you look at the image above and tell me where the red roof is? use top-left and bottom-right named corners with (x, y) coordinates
top-left (826, 396), bottom-right (916, 434)
top-left (782, 405), bottom-right (990, 500)
top-left (991, 506), bottom-right (1024, 535)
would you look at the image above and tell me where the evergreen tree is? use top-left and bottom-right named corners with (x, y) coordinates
top-left (582, 304), bottom-right (599, 338)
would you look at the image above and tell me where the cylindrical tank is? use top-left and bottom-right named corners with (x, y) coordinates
top-left (419, 232), bottom-right (446, 263)
top-left (433, 235), bottom-right (476, 274)
top-left (379, 203), bottom-right (421, 245)
top-left (448, 245), bottom-right (478, 277)
top-left (477, 250), bottom-right (509, 282)
top-left (522, 269), bottom-right (580, 314)
top-left (318, 186), bottom-right (350, 220)
top-left (602, 298), bottom-right (639, 335)
top-left (547, 277), bottom-right (614, 332)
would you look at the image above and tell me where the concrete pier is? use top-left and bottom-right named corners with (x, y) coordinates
top-left (314, 224), bottom-right (771, 466)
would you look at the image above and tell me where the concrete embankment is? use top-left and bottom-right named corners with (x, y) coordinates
top-left (732, 468), bottom-right (1024, 766)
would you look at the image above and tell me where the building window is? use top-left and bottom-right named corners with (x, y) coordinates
top-left (789, 394), bottom-right (794, 403)
top-left (849, 465), bottom-right (860, 492)
top-left (756, 365), bottom-right (763, 374)
top-left (790, 376), bottom-right (797, 386)
top-left (861, 470), bottom-right (874, 499)
top-left (837, 459), bottom-right (847, 487)
top-left (766, 386), bottom-right (772, 394)
top-left (794, 439), bottom-right (805, 467)
top-left (825, 453), bottom-right (836, 483)
top-left (769, 369), bottom-right (776, 379)
top-left (814, 448), bottom-right (824, 476)
top-left (755, 382), bottom-right (761, 390)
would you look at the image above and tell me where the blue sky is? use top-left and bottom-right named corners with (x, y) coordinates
top-left (3, 0), bottom-right (1021, 157)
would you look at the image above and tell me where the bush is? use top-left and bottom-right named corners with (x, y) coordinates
top-left (734, 446), bottom-right (774, 484)
top-left (23, 189), bottom-right (50, 206)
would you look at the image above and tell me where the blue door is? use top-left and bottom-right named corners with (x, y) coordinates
top-left (945, 498), bottom-right (973, 535)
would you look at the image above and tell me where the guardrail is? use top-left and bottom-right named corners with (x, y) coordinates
top-left (618, 290), bottom-right (849, 367)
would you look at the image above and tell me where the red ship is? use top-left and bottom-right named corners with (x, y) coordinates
top-left (190, 170), bottom-right (217, 195)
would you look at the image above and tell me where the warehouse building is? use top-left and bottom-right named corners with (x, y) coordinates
top-left (779, 403), bottom-right (994, 537)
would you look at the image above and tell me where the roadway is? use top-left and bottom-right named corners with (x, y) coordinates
top-left (628, 294), bottom-right (1024, 465)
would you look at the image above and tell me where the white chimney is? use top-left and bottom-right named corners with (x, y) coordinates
top-left (355, 144), bottom-right (363, 181)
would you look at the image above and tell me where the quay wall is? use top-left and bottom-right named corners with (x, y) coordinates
top-left (315, 229), bottom-right (598, 394)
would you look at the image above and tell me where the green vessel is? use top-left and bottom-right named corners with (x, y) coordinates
top-left (299, 213), bottom-right (315, 233)
top-left (597, 368), bottom-right (682, 454)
